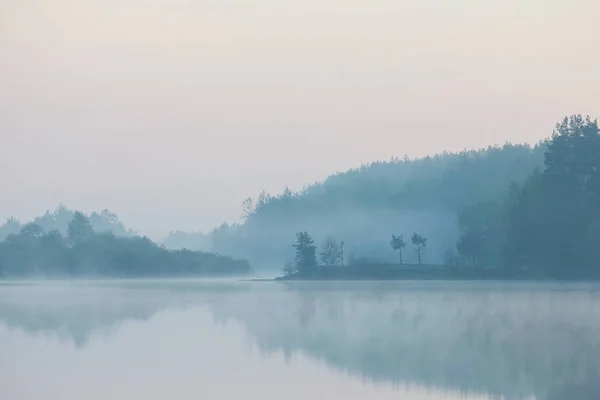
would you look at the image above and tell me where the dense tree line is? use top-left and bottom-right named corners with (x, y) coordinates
top-left (198, 142), bottom-right (545, 268)
top-left (0, 212), bottom-right (250, 278)
top-left (456, 115), bottom-right (600, 277)
top-left (240, 143), bottom-right (544, 220)
top-left (0, 205), bottom-right (136, 241)
top-left (228, 114), bottom-right (599, 278)
top-left (22, 115), bottom-right (594, 279)
top-left (280, 116), bottom-right (600, 279)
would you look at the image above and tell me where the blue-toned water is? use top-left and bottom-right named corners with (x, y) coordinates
top-left (1, 280), bottom-right (599, 400)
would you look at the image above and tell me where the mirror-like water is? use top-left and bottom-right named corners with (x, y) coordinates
top-left (1, 280), bottom-right (599, 400)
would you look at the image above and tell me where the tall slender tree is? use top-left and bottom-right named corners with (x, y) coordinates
top-left (390, 234), bottom-right (406, 264)
top-left (411, 233), bottom-right (428, 265)
top-left (293, 232), bottom-right (317, 271)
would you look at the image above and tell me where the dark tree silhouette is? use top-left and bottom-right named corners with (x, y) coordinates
top-left (67, 212), bottom-right (94, 244)
top-left (390, 234), bottom-right (406, 264)
top-left (503, 115), bottom-right (600, 276)
top-left (20, 223), bottom-right (44, 238)
top-left (411, 233), bottom-right (428, 265)
top-left (293, 232), bottom-right (317, 271)
top-left (450, 114), bottom-right (600, 277)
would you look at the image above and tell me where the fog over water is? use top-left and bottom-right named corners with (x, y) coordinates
top-left (3, 1), bottom-right (600, 397)
top-left (1, 280), bottom-right (599, 400)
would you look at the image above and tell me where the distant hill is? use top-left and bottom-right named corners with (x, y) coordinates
top-left (168, 143), bottom-right (546, 269)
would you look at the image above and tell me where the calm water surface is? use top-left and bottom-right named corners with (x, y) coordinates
top-left (1, 280), bottom-right (599, 400)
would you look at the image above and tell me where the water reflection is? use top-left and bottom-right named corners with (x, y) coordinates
top-left (1, 280), bottom-right (599, 400)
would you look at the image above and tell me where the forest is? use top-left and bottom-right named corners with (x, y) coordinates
top-left (0, 211), bottom-right (250, 278)
top-left (4, 115), bottom-right (599, 279)
top-left (286, 115), bottom-right (600, 278)
top-left (0, 205), bottom-right (136, 241)
top-left (463, 115), bottom-right (600, 278)
top-left (165, 142), bottom-right (545, 267)
top-left (163, 115), bottom-right (599, 279)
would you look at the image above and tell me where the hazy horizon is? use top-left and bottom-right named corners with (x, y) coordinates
top-left (2, 0), bottom-right (599, 238)
top-left (1, 141), bottom-right (537, 240)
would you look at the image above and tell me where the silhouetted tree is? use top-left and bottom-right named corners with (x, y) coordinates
top-left (67, 212), bottom-right (94, 244)
top-left (20, 223), bottom-right (44, 238)
top-left (293, 232), bottom-right (317, 271)
top-left (411, 233), bottom-right (428, 265)
top-left (320, 235), bottom-right (341, 265)
top-left (390, 234), bottom-right (406, 264)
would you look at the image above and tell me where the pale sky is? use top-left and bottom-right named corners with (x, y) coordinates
top-left (1, 0), bottom-right (599, 238)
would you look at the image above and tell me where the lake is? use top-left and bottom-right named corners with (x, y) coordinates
top-left (1, 280), bottom-right (599, 400)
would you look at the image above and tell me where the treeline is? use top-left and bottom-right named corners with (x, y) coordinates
top-left (0, 205), bottom-right (135, 241)
top-left (189, 142), bottom-right (546, 268)
top-left (210, 114), bottom-right (599, 278)
top-left (278, 116), bottom-right (600, 279)
top-left (241, 144), bottom-right (544, 217)
top-left (0, 212), bottom-right (251, 278)
top-left (456, 115), bottom-right (600, 278)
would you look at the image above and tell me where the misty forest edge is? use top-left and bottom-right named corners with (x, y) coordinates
top-left (2, 115), bottom-right (600, 280)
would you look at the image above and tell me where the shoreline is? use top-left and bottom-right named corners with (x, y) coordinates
top-left (268, 264), bottom-right (600, 282)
